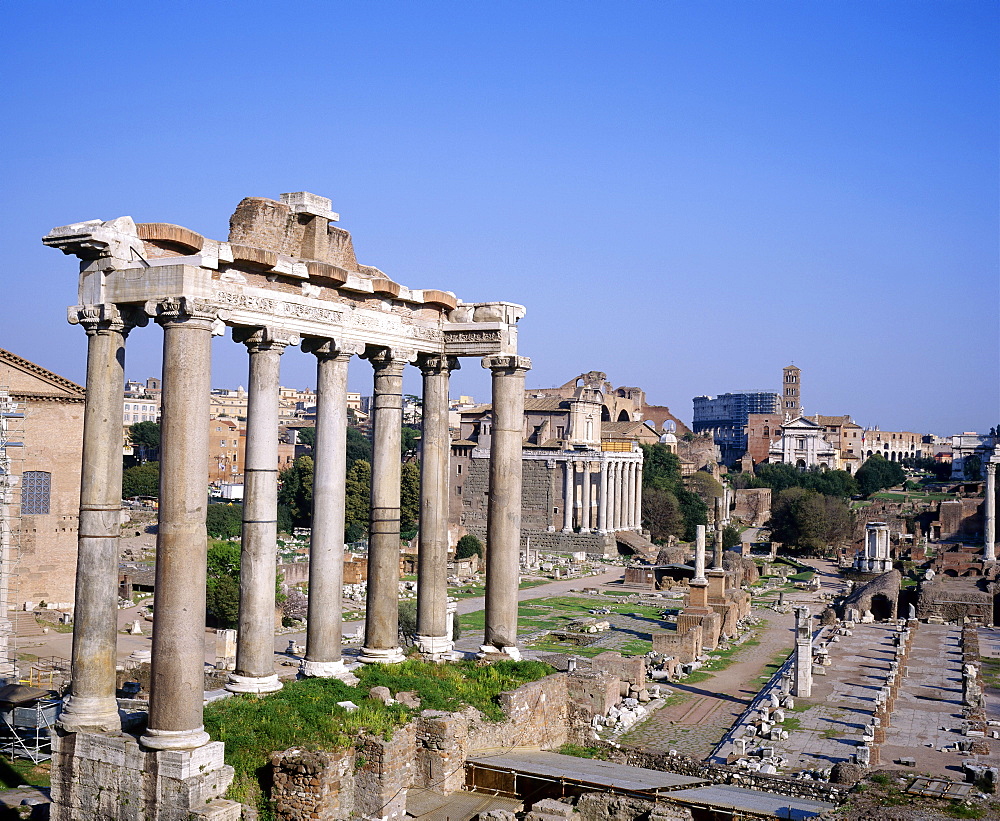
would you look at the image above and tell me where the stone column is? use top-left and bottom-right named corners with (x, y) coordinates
top-left (301, 339), bottom-right (362, 677)
top-left (793, 605), bottom-right (813, 697)
top-left (416, 354), bottom-right (459, 660)
top-left (142, 297), bottom-right (219, 751)
top-left (635, 461), bottom-right (644, 531)
top-left (597, 460), bottom-right (609, 533)
top-left (482, 355), bottom-right (531, 657)
top-left (561, 459), bottom-right (574, 532)
top-left (360, 347), bottom-right (415, 664)
top-left (580, 464), bottom-right (592, 533)
top-left (694, 524), bottom-right (707, 583)
top-left (713, 497), bottom-right (724, 569)
top-left (610, 461), bottom-right (621, 531)
top-left (985, 462), bottom-right (996, 562)
top-left (61, 305), bottom-right (144, 733)
top-left (625, 462), bottom-right (636, 530)
top-left (227, 328), bottom-right (295, 694)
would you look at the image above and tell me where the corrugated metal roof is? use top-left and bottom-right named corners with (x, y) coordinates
top-left (467, 751), bottom-right (706, 792)
top-left (669, 784), bottom-right (834, 819)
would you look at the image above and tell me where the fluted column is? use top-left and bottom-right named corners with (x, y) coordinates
top-left (482, 355), bottom-right (531, 658)
top-left (61, 305), bottom-right (144, 733)
top-left (227, 328), bottom-right (295, 694)
top-left (636, 461), bottom-right (644, 531)
top-left (561, 460), bottom-right (574, 532)
top-left (360, 347), bottom-right (415, 664)
top-left (142, 297), bottom-right (219, 751)
top-left (580, 464), bottom-right (592, 533)
top-left (608, 460), bottom-right (621, 530)
top-left (625, 462), bottom-right (636, 530)
top-left (597, 460), bottom-right (609, 533)
top-left (416, 354), bottom-right (459, 660)
top-left (301, 339), bottom-right (362, 677)
top-left (986, 462), bottom-right (997, 562)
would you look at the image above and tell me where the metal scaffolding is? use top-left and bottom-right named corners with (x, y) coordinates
top-left (0, 388), bottom-right (24, 683)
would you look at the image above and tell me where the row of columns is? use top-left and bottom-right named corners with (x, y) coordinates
top-left (60, 296), bottom-right (531, 752)
top-left (560, 457), bottom-right (642, 534)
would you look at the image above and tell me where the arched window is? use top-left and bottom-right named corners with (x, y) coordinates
top-left (21, 471), bottom-right (51, 515)
top-left (763, 426), bottom-right (769, 436)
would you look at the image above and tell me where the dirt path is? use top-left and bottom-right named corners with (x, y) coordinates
top-left (619, 607), bottom-right (795, 759)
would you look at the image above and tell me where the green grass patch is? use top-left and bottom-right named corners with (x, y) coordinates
top-left (0, 756), bottom-right (50, 789)
top-left (205, 659), bottom-right (552, 816)
top-left (557, 743), bottom-right (610, 760)
top-left (617, 639), bottom-right (653, 656)
top-left (518, 579), bottom-right (550, 590)
top-left (788, 571), bottom-right (814, 582)
top-left (944, 801), bottom-right (984, 819)
top-left (981, 658), bottom-right (1000, 689)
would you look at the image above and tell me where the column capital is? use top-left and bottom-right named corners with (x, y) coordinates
top-left (416, 353), bottom-right (461, 376)
top-left (987, 462), bottom-right (997, 477)
top-left (69, 303), bottom-right (147, 337)
top-left (482, 355), bottom-right (531, 374)
top-left (301, 337), bottom-right (365, 360)
top-left (232, 325), bottom-right (300, 353)
top-left (148, 296), bottom-right (228, 331)
top-left (364, 346), bottom-right (418, 373)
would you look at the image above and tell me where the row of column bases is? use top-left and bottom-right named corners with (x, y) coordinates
top-left (560, 458), bottom-right (643, 534)
top-left (60, 300), bottom-right (530, 752)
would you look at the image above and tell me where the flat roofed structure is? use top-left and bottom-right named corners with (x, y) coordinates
top-left (669, 784), bottom-right (834, 819)
top-left (466, 751), bottom-right (707, 795)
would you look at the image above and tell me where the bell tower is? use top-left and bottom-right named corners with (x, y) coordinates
top-left (782, 364), bottom-right (802, 420)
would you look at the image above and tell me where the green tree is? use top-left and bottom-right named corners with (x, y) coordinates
top-left (964, 454), bottom-right (983, 481)
top-left (722, 525), bottom-right (742, 549)
top-left (296, 426), bottom-right (316, 448)
top-left (856, 454), bottom-right (905, 497)
top-left (278, 455), bottom-right (314, 528)
top-left (400, 461), bottom-right (421, 533)
top-left (122, 461), bottom-right (159, 498)
top-left (767, 487), bottom-right (853, 554)
top-left (206, 503), bottom-right (243, 539)
top-left (640, 443), bottom-right (683, 491)
top-left (344, 459), bottom-right (372, 538)
top-left (347, 426), bottom-right (372, 466)
top-left (642, 488), bottom-right (684, 542)
top-left (455, 534), bottom-right (483, 559)
top-left (676, 487), bottom-right (708, 542)
top-left (686, 471), bottom-right (724, 505)
top-left (128, 421), bottom-right (160, 462)
top-left (206, 542), bottom-right (242, 628)
top-left (401, 425), bottom-right (421, 458)
top-left (398, 600), bottom-right (417, 644)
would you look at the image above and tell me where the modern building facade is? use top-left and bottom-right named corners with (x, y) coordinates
top-left (693, 390), bottom-right (780, 465)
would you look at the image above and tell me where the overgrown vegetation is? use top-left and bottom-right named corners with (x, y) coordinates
top-left (640, 443), bottom-right (708, 541)
top-left (204, 659), bottom-right (552, 814)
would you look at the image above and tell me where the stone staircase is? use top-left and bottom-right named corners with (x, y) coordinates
top-left (614, 530), bottom-right (661, 564)
top-left (9, 612), bottom-right (46, 638)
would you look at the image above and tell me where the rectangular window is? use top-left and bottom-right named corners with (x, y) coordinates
top-left (457, 464), bottom-right (462, 475)
top-left (21, 471), bottom-right (51, 515)
top-left (456, 486), bottom-right (462, 495)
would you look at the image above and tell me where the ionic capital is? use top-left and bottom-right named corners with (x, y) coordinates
top-left (416, 354), bottom-right (461, 377)
top-left (301, 337), bottom-right (365, 361)
top-left (232, 325), bottom-right (300, 353)
top-left (148, 297), bottom-right (228, 332)
top-left (69, 303), bottom-right (148, 337)
top-left (482, 355), bottom-right (532, 374)
top-left (364, 346), bottom-right (418, 375)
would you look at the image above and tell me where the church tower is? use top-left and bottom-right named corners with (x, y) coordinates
top-left (782, 365), bottom-right (802, 420)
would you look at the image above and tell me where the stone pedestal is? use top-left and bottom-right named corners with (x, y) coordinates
top-left (50, 731), bottom-right (240, 821)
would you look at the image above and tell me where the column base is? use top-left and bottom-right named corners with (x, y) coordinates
top-left (300, 659), bottom-right (357, 681)
top-left (415, 634), bottom-right (454, 660)
top-left (58, 695), bottom-right (122, 734)
top-left (139, 725), bottom-right (212, 751)
top-left (478, 644), bottom-right (522, 661)
top-left (225, 673), bottom-right (283, 694)
top-left (358, 646), bottom-right (406, 665)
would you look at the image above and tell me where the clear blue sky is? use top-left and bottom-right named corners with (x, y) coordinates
top-left (2, 2), bottom-right (996, 435)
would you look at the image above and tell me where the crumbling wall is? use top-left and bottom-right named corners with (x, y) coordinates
top-left (271, 747), bottom-right (355, 821)
top-left (354, 724), bottom-right (416, 821)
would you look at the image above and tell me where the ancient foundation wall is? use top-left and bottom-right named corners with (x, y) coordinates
top-left (50, 731), bottom-right (240, 821)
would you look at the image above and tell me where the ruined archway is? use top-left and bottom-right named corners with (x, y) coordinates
top-left (870, 594), bottom-right (893, 621)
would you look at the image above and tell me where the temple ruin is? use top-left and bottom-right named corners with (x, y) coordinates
top-left (42, 192), bottom-right (530, 820)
